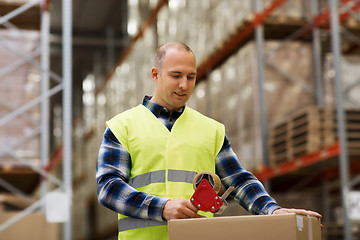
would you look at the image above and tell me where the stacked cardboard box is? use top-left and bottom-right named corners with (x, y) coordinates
top-left (169, 213), bottom-right (322, 240)
top-left (0, 194), bottom-right (58, 239)
top-left (0, 212), bottom-right (58, 240)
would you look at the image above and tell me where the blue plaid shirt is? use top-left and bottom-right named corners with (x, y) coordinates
top-left (96, 96), bottom-right (280, 222)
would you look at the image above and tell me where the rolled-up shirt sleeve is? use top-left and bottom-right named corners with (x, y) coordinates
top-left (215, 136), bottom-right (281, 215)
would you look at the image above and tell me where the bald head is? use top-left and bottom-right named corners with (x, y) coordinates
top-left (154, 42), bottom-right (195, 73)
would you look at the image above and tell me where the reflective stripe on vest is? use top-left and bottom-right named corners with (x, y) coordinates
top-left (128, 169), bottom-right (197, 188)
top-left (107, 105), bottom-right (225, 239)
top-left (168, 169), bottom-right (197, 184)
top-left (120, 169), bottom-right (201, 232)
top-left (128, 170), bottom-right (165, 188)
top-left (118, 217), bottom-right (167, 232)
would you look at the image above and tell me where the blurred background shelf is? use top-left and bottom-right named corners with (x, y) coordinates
top-left (1, 0), bottom-right (360, 239)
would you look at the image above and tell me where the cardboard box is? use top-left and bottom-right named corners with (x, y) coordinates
top-left (169, 213), bottom-right (321, 240)
top-left (0, 211), bottom-right (58, 240)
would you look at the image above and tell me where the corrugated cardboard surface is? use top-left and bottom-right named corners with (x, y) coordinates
top-left (169, 213), bottom-right (321, 240)
top-left (0, 211), bottom-right (58, 240)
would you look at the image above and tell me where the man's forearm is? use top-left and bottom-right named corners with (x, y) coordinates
top-left (215, 136), bottom-right (281, 215)
top-left (96, 175), bottom-right (168, 221)
top-left (96, 127), bottom-right (169, 221)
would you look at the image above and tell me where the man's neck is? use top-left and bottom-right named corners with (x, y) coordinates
top-left (149, 96), bottom-right (182, 114)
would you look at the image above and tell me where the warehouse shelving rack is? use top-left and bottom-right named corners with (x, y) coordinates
top-left (0, 0), bottom-right (73, 240)
top-left (256, 1), bottom-right (358, 239)
top-left (90, 0), bottom-right (359, 239)
top-left (17, 0), bottom-right (357, 239)
top-left (190, 1), bottom-right (359, 239)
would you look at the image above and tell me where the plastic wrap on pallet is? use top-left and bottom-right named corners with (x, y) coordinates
top-left (156, 0), bottom-right (252, 67)
top-left (265, 0), bottom-right (307, 19)
top-left (188, 80), bottom-right (208, 116)
top-left (264, 0), bottom-right (324, 20)
top-left (222, 56), bottom-right (239, 135)
top-left (190, 43), bottom-right (260, 170)
top-left (190, 40), bottom-right (313, 170)
top-left (106, 29), bottom-right (156, 114)
top-left (323, 54), bottom-right (360, 108)
top-left (82, 74), bottom-right (96, 135)
top-left (236, 43), bottom-right (261, 170)
top-left (156, 6), bottom-right (170, 45)
top-left (0, 30), bottom-right (41, 166)
top-left (265, 41), bottom-right (314, 126)
top-left (208, 69), bottom-right (224, 123)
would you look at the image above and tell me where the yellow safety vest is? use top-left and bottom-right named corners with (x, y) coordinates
top-left (106, 104), bottom-right (225, 240)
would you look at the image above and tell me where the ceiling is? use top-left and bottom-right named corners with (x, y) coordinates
top-left (48, 0), bottom-right (129, 117)
top-left (50, 0), bottom-right (129, 49)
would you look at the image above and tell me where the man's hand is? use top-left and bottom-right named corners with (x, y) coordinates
top-left (162, 199), bottom-right (203, 221)
top-left (273, 208), bottom-right (322, 219)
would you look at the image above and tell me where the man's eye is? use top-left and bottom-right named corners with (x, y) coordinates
top-left (172, 75), bottom-right (181, 78)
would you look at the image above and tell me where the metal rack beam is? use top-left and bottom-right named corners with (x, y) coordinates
top-left (62, 0), bottom-right (73, 238)
top-left (255, 142), bottom-right (340, 182)
top-left (0, 0), bottom-right (73, 239)
top-left (329, 0), bottom-right (352, 239)
top-left (254, 0), bottom-right (270, 170)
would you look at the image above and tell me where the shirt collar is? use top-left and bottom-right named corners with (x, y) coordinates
top-left (142, 95), bottom-right (185, 118)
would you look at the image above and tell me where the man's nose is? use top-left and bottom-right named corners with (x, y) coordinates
top-left (179, 77), bottom-right (188, 90)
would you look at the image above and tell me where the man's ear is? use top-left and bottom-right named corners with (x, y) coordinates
top-left (151, 67), bottom-right (159, 81)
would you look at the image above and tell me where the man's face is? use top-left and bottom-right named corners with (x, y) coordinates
top-left (151, 48), bottom-right (196, 112)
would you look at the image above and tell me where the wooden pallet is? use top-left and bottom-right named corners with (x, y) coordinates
top-left (268, 106), bottom-right (360, 165)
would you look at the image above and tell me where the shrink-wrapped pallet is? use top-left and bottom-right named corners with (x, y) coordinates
top-left (265, 41), bottom-right (314, 125)
top-left (264, 0), bottom-right (328, 20)
top-left (323, 54), bottom-right (360, 108)
top-left (190, 41), bottom-right (313, 170)
top-left (0, 30), bottom-right (41, 167)
top-left (156, 0), bottom-right (252, 65)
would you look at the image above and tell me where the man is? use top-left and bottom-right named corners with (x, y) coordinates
top-left (96, 42), bottom-right (321, 240)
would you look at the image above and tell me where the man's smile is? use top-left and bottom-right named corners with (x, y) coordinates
top-left (174, 92), bottom-right (186, 97)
